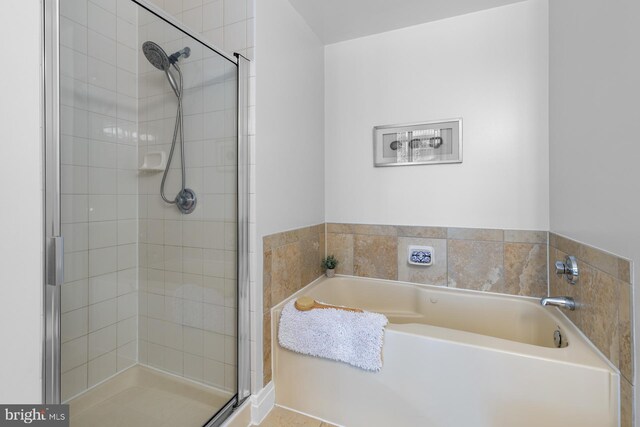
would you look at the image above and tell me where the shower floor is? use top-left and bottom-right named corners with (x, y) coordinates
top-left (69, 365), bottom-right (232, 427)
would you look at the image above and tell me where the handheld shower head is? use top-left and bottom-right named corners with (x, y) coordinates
top-left (142, 41), bottom-right (171, 71)
top-left (142, 41), bottom-right (191, 97)
top-left (141, 41), bottom-right (197, 215)
top-left (142, 41), bottom-right (191, 70)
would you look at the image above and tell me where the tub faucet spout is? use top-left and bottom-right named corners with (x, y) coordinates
top-left (540, 296), bottom-right (576, 311)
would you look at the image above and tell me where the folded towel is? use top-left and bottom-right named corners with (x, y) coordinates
top-left (278, 300), bottom-right (388, 372)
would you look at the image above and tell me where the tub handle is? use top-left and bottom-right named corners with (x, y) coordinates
top-left (555, 255), bottom-right (579, 285)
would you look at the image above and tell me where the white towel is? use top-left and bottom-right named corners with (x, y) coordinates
top-left (278, 300), bottom-right (388, 372)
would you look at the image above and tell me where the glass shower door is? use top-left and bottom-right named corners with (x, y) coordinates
top-left (46, 0), bottom-right (248, 425)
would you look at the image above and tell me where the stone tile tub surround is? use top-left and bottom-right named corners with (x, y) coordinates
top-left (262, 224), bottom-right (326, 384)
top-left (327, 223), bottom-right (548, 297)
top-left (549, 232), bottom-right (634, 426)
top-left (264, 223), bottom-right (634, 424)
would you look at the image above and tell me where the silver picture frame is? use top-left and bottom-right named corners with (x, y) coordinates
top-left (373, 118), bottom-right (463, 167)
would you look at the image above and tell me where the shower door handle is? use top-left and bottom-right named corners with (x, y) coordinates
top-left (47, 236), bottom-right (64, 287)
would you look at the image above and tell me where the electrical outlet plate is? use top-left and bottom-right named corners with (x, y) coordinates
top-left (408, 245), bottom-right (433, 266)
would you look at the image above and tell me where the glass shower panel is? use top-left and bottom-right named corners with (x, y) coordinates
top-left (57, 1), bottom-right (238, 425)
top-left (137, 6), bottom-right (239, 395)
top-left (59, 0), bottom-right (140, 402)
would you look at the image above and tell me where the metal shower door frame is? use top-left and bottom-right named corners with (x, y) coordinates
top-left (42, 0), bottom-right (251, 411)
top-left (235, 53), bottom-right (251, 405)
top-left (42, 0), bottom-right (62, 405)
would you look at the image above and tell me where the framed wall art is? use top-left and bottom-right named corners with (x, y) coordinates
top-left (373, 118), bottom-right (462, 167)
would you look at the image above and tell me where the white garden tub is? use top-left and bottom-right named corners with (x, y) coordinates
top-left (272, 276), bottom-right (619, 427)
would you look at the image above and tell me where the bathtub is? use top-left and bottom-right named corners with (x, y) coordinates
top-left (272, 276), bottom-right (619, 427)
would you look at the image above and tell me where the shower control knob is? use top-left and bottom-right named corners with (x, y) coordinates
top-left (555, 255), bottom-right (579, 285)
top-left (175, 188), bottom-right (197, 214)
top-left (554, 261), bottom-right (566, 275)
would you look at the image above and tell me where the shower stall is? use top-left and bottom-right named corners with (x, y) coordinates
top-left (43, 0), bottom-right (250, 426)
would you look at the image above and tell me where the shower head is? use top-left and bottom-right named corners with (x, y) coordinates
top-left (142, 41), bottom-right (171, 71)
top-left (142, 41), bottom-right (191, 71)
top-left (142, 41), bottom-right (192, 97)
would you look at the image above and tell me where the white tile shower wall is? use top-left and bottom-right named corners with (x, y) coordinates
top-left (144, 0), bottom-right (256, 392)
top-left (136, 1), bottom-right (251, 392)
top-left (59, 0), bottom-right (139, 402)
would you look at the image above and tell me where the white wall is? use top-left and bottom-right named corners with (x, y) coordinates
top-left (548, 0), bottom-right (640, 422)
top-left (324, 0), bottom-right (549, 230)
top-left (0, 0), bottom-right (43, 403)
top-left (255, 0), bottom-right (325, 388)
top-left (256, 0), bottom-right (324, 237)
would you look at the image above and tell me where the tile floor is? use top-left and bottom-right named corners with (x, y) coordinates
top-left (69, 365), bottom-right (232, 427)
top-left (254, 406), bottom-right (336, 427)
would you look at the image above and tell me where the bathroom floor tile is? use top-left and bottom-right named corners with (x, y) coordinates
top-left (255, 406), bottom-right (324, 427)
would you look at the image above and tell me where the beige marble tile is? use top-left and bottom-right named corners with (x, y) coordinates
top-left (263, 229), bottom-right (299, 252)
top-left (326, 223), bottom-right (354, 234)
top-left (263, 312), bottom-right (272, 385)
top-left (326, 233), bottom-right (354, 275)
top-left (621, 378), bottom-right (633, 427)
top-left (298, 224), bottom-right (322, 237)
top-left (395, 225), bottom-right (447, 239)
top-left (578, 263), bottom-right (620, 367)
top-left (547, 246), bottom-right (558, 297)
top-left (319, 229), bottom-right (326, 268)
top-left (263, 250), bottom-right (272, 312)
top-left (504, 230), bottom-right (547, 244)
top-left (548, 234), bottom-right (634, 384)
top-left (448, 240), bottom-right (504, 292)
top-left (447, 227), bottom-right (503, 242)
top-left (579, 243), bottom-right (621, 281)
top-left (300, 231), bottom-right (323, 286)
top-left (397, 237), bottom-right (447, 286)
top-left (353, 235), bottom-right (398, 280)
top-left (263, 224), bottom-right (326, 307)
top-left (351, 224), bottom-right (397, 236)
top-left (256, 406), bottom-right (322, 427)
top-left (504, 243), bottom-right (547, 296)
top-left (618, 258), bottom-right (631, 283)
top-left (549, 233), bottom-right (580, 257)
top-left (270, 242), bottom-right (302, 306)
top-left (618, 281), bottom-right (633, 382)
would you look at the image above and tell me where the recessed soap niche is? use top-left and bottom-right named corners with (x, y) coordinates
top-left (139, 150), bottom-right (167, 172)
top-left (373, 118), bottom-right (462, 167)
